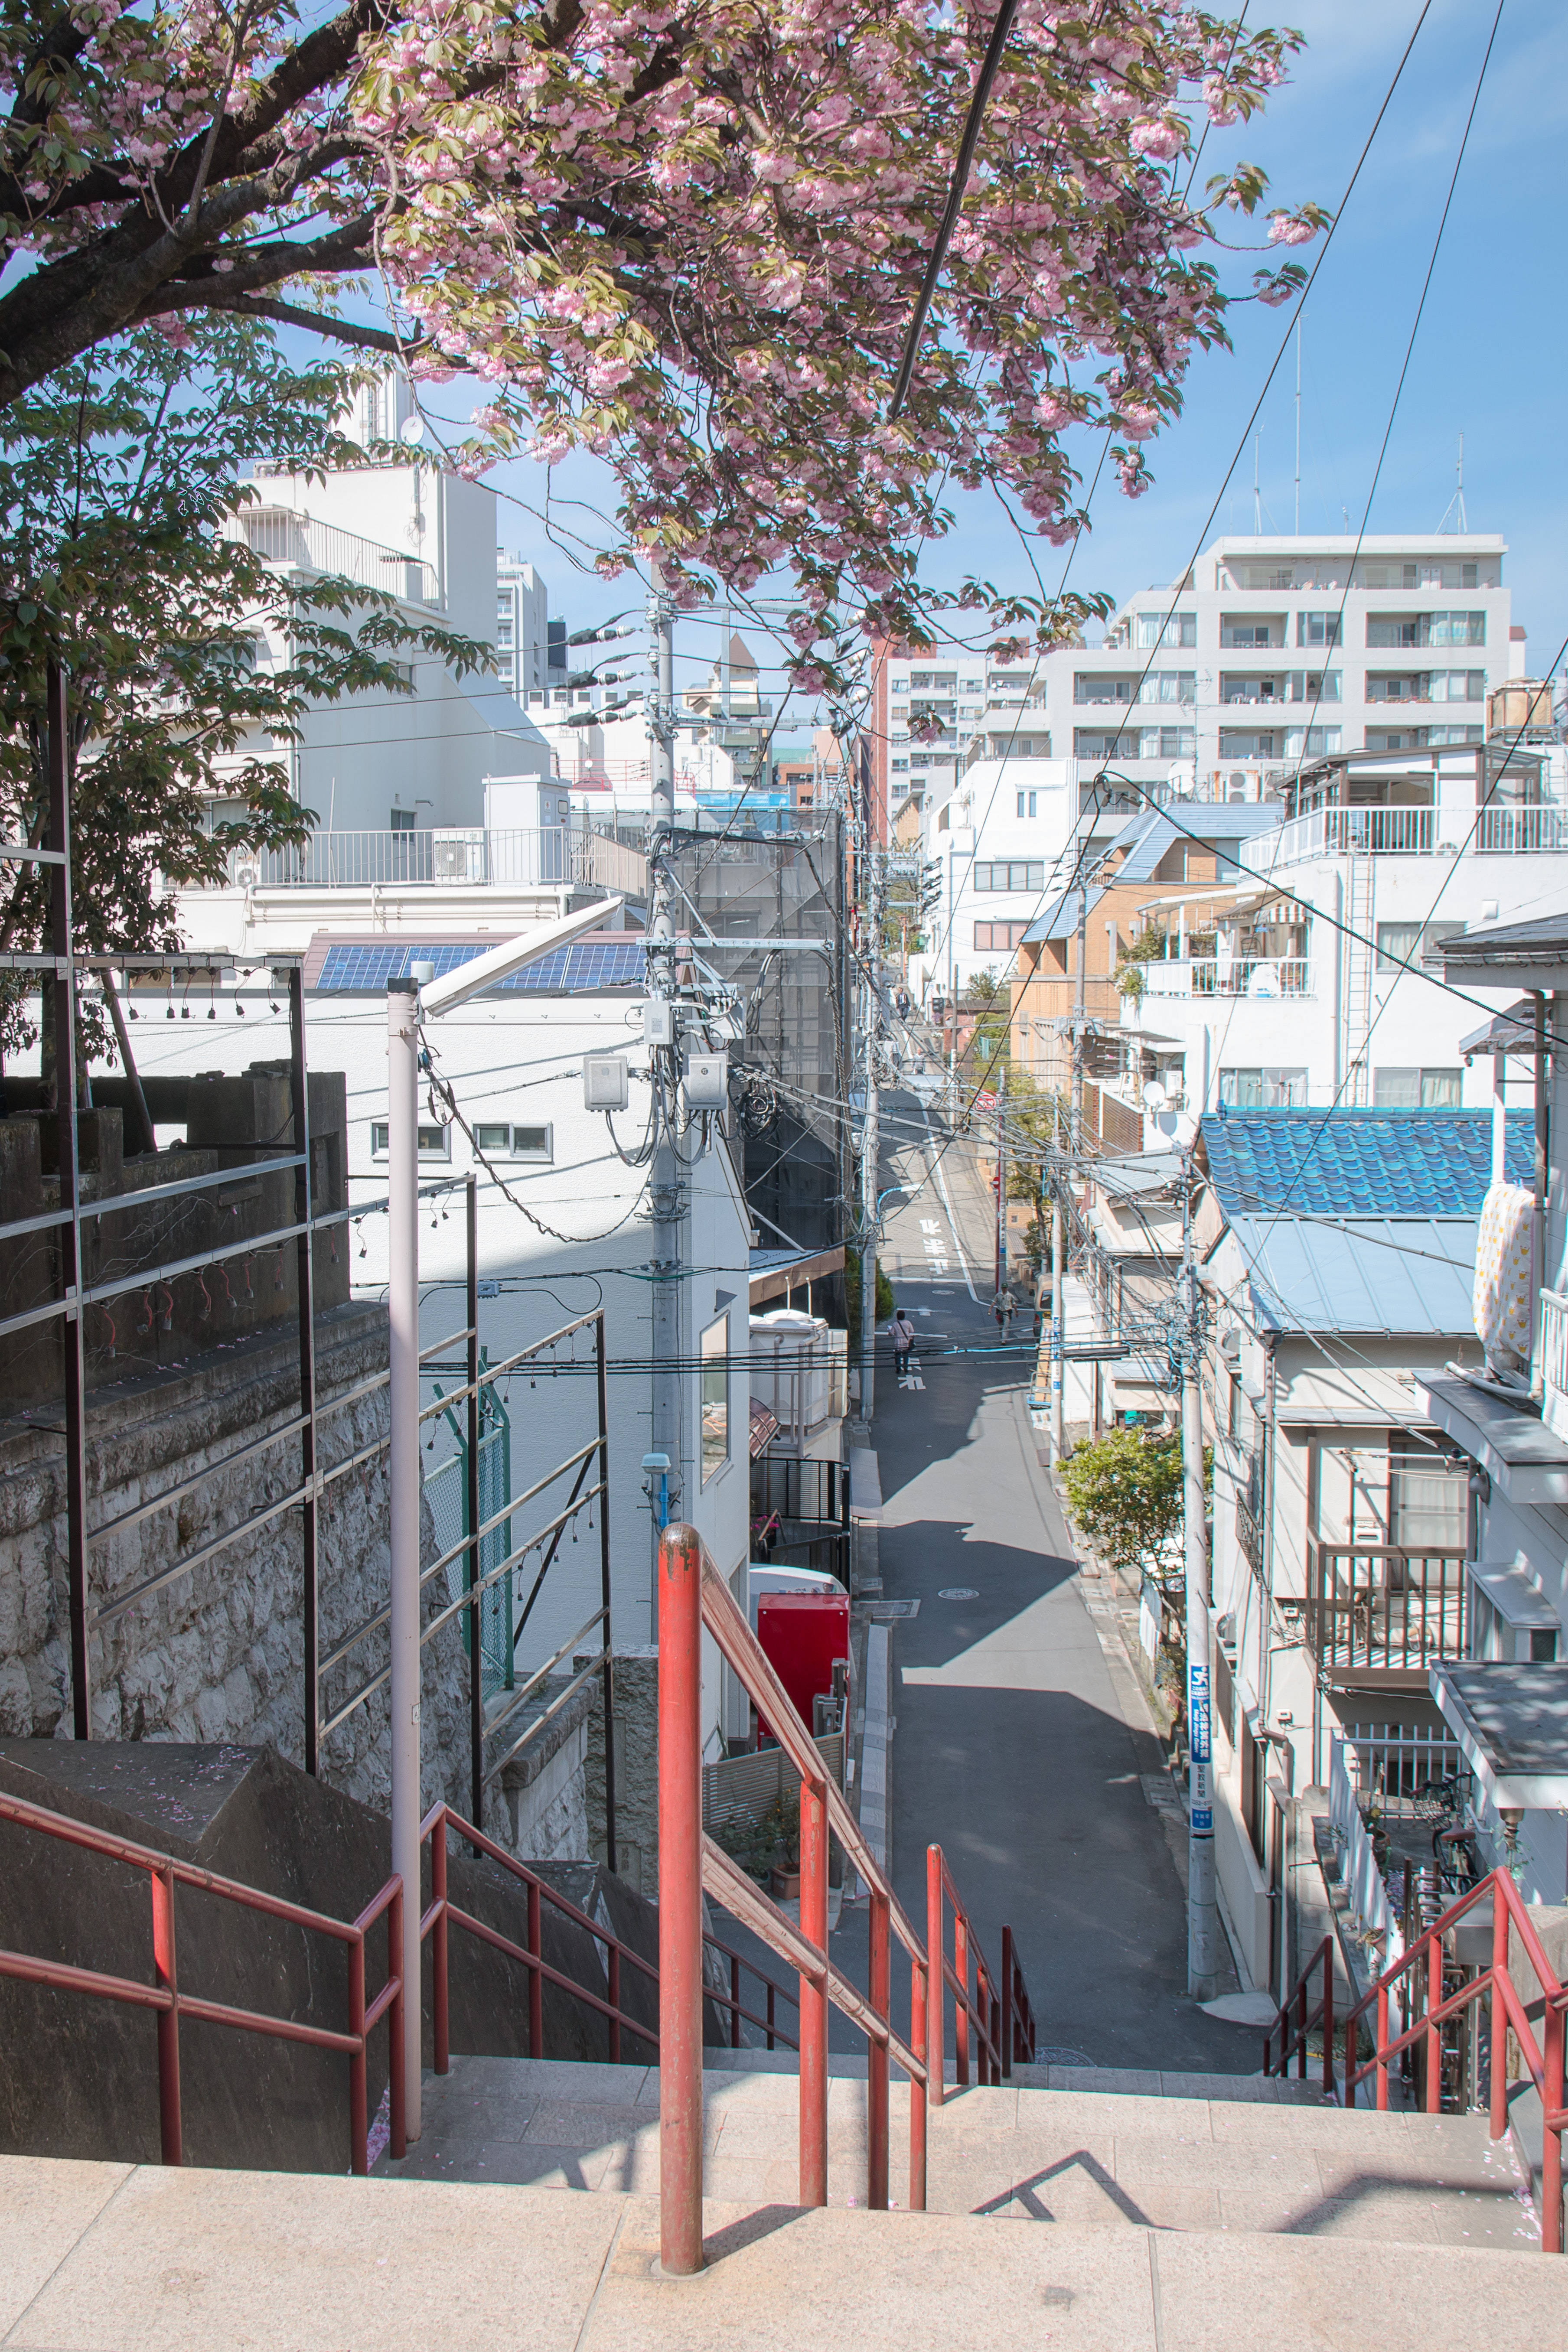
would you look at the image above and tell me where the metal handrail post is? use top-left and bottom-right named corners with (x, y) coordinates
top-left (1001, 1925), bottom-right (1014, 2079)
top-left (1490, 1894), bottom-right (1509, 2142)
top-left (799, 1771), bottom-right (830, 2206)
top-left (387, 1883), bottom-right (407, 2162)
top-left (657, 1524), bottom-right (705, 2275)
top-left (151, 1864), bottom-right (181, 2164)
top-left (867, 1890), bottom-right (890, 2209)
top-left (910, 1955), bottom-right (928, 2208)
top-left (954, 1905), bottom-right (970, 2087)
top-left (465, 1177), bottom-right (483, 1830)
top-left (46, 661), bottom-right (91, 1740)
top-left (926, 1846), bottom-right (944, 2109)
top-left (431, 1826), bottom-right (450, 2077)
top-left (595, 1313), bottom-right (618, 1873)
top-left (1544, 2001), bottom-right (1564, 2256)
top-left (1425, 1937), bottom-right (1442, 2115)
top-left (349, 1931), bottom-right (368, 2174)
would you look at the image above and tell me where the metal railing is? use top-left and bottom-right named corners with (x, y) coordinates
top-left (0, 1787), bottom-right (404, 2175)
top-left (418, 1798), bottom-right (795, 2068)
top-left (225, 505), bottom-right (440, 608)
top-left (224, 826), bottom-right (647, 899)
top-left (1242, 801), bottom-right (1568, 871)
top-left (926, 1847), bottom-right (1037, 2097)
top-left (1541, 1287), bottom-right (1568, 1437)
top-left (655, 1520), bottom-right (1036, 2274)
top-left (1306, 1542), bottom-right (1468, 1675)
top-left (1262, 1934), bottom-right (1335, 2096)
top-left (1342, 1867), bottom-right (1566, 2253)
top-left (1143, 957), bottom-right (1313, 999)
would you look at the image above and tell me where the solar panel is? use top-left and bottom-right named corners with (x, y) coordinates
top-left (315, 938), bottom-right (645, 994)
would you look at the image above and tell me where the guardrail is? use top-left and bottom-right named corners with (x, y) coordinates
top-left (0, 1787), bottom-right (404, 2174)
top-left (1306, 1541), bottom-right (1468, 1675)
top-left (223, 826), bottom-right (647, 899)
top-left (1142, 957), bottom-right (1313, 999)
top-left (1262, 1934), bottom-right (1335, 2095)
top-left (1342, 1867), bottom-right (1566, 2253)
top-left (656, 1520), bottom-right (1036, 2274)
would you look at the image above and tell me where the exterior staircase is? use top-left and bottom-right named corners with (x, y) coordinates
top-left (380, 2049), bottom-right (1541, 2253)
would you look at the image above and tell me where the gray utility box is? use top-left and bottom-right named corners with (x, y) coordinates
top-left (684, 1053), bottom-right (729, 1110)
top-left (583, 1054), bottom-right (630, 1112)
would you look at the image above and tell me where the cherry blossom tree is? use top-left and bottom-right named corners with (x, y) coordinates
top-left (0, 1), bottom-right (1321, 658)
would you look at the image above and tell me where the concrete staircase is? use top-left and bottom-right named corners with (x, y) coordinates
top-left (377, 2052), bottom-right (1542, 2253)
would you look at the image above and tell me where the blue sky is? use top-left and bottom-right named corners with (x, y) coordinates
top-left (437, 0), bottom-right (1563, 712)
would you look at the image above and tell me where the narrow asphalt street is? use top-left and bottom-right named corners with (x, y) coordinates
top-left (866, 1087), bottom-right (1261, 2075)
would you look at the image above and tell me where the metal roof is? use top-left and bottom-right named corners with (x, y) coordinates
top-left (1103, 803), bottom-right (1282, 886)
top-left (1200, 1108), bottom-right (1532, 1218)
top-left (1226, 1212), bottom-right (1480, 1336)
top-left (1441, 907), bottom-right (1568, 972)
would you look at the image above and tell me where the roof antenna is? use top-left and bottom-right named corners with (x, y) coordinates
top-left (1436, 431), bottom-right (1467, 534)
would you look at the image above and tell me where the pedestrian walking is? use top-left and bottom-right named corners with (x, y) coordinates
top-left (889, 1305), bottom-right (916, 1369)
top-left (991, 1288), bottom-right (1014, 1339)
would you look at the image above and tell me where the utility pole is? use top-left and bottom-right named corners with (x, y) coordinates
top-left (1050, 1096), bottom-right (1065, 1461)
top-left (385, 971), bottom-right (422, 2142)
top-left (1070, 877), bottom-right (1089, 1156)
top-left (1182, 1175), bottom-right (1220, 1999)
top-left (646, 568), bottom-right (682, 1611)
top-left (995, 1066), bottom-right (1007, 1301)
top-left (858, 845), bottom-right (883, 1425)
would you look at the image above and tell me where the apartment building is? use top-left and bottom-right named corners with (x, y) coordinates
top-left (496, 555), bottom-right (551, 700)
top-left (1100, 740), bottom-right (1568, 1133)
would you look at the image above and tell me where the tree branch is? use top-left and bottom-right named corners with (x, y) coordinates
top-left (147, 288), bottom-right (421, 356)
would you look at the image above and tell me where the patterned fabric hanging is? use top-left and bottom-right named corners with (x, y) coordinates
top-left (1473, 1180), bottom-right (1534, 1367)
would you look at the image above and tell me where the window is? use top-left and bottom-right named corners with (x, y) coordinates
top-left (974, 920), bottom-right (1031, 951)
top-left (1376, 920), bottom-right (1463, 973)
top-left (1141, 671), bottom-right (1196, 704)
top-left (974, 860), bottom-right (1045, 893)
top-left (1015, 790), bottom-right (1038, 818)
top-left (1429, 670), bottom-right (1487, 703)
top-left (1361, 562), bottom-right (1420, 590)
top-left (1075, 674), bottom-right (1134, 704)
top-left (1297, 612), bottom-right (1342, 648)
top-left (1390, 1440), bottom-right (1465, 1550)
top-left (1283, 726), bottom-right (1340, 758)
top-left (371, 1121), bottom-right (451, 1158)
top-left (700, 1314), bottom-right (729, 1485)
top-left (390, 806), bottom-right (418, 833)
top-left (1135, 611), bottom-right (1197, 648)
top-left (1219, 1067), bottom-right (1307, 1108)
top-left (1373, 1068), bottom-right (1463, 1109)
top-left (1217, 731), bottom-right (1277, 759)
top-left (1286, 670), bottom-right (1340, 701)
top-left (472, 1121), bottom-right (553, 1160)
top-left (1073, 729), bottom-right (1140, 760)
top-left (1220, 619), bottom-right (1281, 648)
top-left (1367, 612), bottom-right (1485, 648)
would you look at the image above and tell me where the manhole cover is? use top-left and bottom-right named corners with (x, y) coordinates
top-left (938, 1587), bottom-right (979, 1600)
top-left (863, 1599), bottom-right (920, 1622)
top-left (1038, 2047), bottom-right (1096, 2068)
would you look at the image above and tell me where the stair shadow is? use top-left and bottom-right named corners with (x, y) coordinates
top-left (971, 2147), bottom-right (1157, 2227)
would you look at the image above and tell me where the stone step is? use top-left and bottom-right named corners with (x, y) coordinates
top-left (3, 2153), bottom-right (1563, 2352)
top-left (378, 2056), bottom-right (1542, 2251)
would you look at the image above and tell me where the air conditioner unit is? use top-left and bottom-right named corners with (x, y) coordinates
top-left (1218, 1326), bottom-right (1241, 1364)
top-left (583, 1054), bottom-right (629, 1112)
top-left (233, 861), bottom-right (260, 892)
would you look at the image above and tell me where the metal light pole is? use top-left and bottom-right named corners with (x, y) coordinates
top-left (995, 1066), bottom-right (1007, 1301)
top-left (646, 570), bottom-right (683, 1607)
top-left (383, 894), bottom-right (625, 2145)
top-left (1050, 1097), bottom-right (1065, 1461)
top-left (1182, 1180), bottom-right (1220, 1999)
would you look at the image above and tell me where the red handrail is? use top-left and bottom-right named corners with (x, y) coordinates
top-left (655, 1522), bottom-right (1036, 2275)
top-left (0, 1787), bottom-right (404, 2175)
top-left (926, 1845), bottom-right (1036, 2098)
top-left (418, 1799), bottom-right (798, 2070)
top-left (1340, 1865), bottom-right (1566, 2254)
top-left (1262, 1935), bottom-right (1335, 2097)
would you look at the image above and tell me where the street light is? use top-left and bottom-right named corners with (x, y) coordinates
top-left (386, 891), bottom-right (624, 2141)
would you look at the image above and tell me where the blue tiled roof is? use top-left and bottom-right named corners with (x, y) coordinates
top-left (314, 939), bottom-right (645, 994)
top-left (1200, 1108), bottom-right (1532, 1219)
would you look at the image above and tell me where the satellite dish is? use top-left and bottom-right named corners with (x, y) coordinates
top-left (1142, 1079), bottom-right (1168, 1111)
top-left (399, 414), bottom-right (426, 447)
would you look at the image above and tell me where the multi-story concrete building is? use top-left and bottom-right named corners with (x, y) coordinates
top-left (900, 529), bottom-right (1533, 1008)
top-left (496, 554), bottom-right (551, 700)
top-left (1101, 740), bottom-right (1568, 1134)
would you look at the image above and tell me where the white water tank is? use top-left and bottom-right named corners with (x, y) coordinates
top-left (750, 1307), bottom-right (833, 1445)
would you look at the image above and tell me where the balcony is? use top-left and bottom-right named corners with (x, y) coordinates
top-left (1306, 1541), bottom-right (1468, 1681)
top-left (216, 826), bottom-right (648, 898)
top-left (225, 506), bottom-right (440, 609)
top-left (1239, 802), bottom-right (1568, 872)
top-left (1142, 957), bottom-right (1313, 1000)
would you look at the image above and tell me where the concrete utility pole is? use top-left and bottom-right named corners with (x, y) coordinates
top-left (1071, 878), bottom-right (1089, 1154)
top-left (859, 845), bottom-right (883, 1424)
top-left (995, 1065), bottom-right (1007, 1300)
top-left (1182, 1177), bottom-right (1220, 1999)
top-left (1050, 1096), bottom-right (1065, 1460)
top-left (646, 571), bottom-right (682, 1603)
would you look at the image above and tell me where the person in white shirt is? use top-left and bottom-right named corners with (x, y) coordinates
top-left (889, 1307), bottom-right (916, 1366)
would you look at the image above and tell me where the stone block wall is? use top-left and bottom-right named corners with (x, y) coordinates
top-left (580, 1645), bottom-right (658, 1896)
top-left (0, 1300), bottom-right (558, 1854)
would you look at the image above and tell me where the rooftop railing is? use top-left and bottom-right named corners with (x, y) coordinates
top-left (225, 505), bottom-right (441, 609)
top-left (219, 826), bottom-right (647, 899)
top-left (1241, 801), bottom-right (1568, 870)
top-left (1142, 956), bottom-right (1314, 1000)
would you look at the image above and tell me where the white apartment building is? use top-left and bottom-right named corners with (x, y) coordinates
top-left (901, 529), bottom-right (1535, 1002)
top-left (1107, 740), bottom-right (1568, 1136)
top-left (496, 554), bottom-right (551, 699)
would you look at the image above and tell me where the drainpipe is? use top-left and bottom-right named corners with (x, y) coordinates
top-left (1532, 991), bottom-right (1549, 1399)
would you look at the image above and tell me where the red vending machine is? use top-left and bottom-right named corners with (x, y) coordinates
top-left (756, 1590), bottom-right (851, 1745)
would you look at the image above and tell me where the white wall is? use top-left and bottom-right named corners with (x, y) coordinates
top-left (103, 985), bottom-right (752, 1762)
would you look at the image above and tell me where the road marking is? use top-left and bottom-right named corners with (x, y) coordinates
top-left (919, 1104), bottom-right (977, 1301)
top-left (919, 1218), bottom-right (939, 1235)
top-left (899, 1364), bottom-right (925, 1391)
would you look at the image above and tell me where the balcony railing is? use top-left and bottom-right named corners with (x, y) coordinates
top-left (1242, 802), bottom-right (1568, 871)
top-left (220, 826), bottom-right (647, 898)
top-left (1541, 1287), bottom-right (1568, 1442)
top-left (1306, 1541), bottom-right (1468, 1677)
top-left (1143, 957), bottom-right (1313, 1000)
top-left (225, 505), bottom-right (441, 609)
